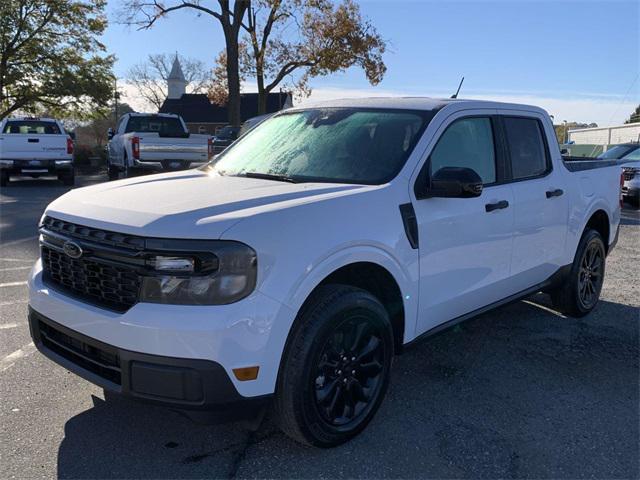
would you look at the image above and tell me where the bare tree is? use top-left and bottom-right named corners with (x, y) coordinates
top-left (126, 53), bottom-right (210, 110)
top-left (120, 1), bottom-right (249, 126)
top-left (209, 0), bottom-right (386, 114)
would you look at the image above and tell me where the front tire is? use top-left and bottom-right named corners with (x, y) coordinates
top-left (550, 229), bottom-right (606, 317)
top-left (107, 162), bottom-right (119, 181)
top-left (274, 285), bottom-right (394, 447)
top-left (0, 171), bottom-right (9, 187)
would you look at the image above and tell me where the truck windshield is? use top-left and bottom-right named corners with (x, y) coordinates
top-left (3, 120), bottom-right (61, 134)
top-left (211, 108), bottom-right (432, 184)
top-left (125, 116), bottom-right (186, 136)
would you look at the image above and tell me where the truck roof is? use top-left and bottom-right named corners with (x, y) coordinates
top-left (3, 116), bottom-right (59, 122)
top-left (289, 96), bottom-right (548, 116)
top-left (125, 112), bottom-right (181, 118)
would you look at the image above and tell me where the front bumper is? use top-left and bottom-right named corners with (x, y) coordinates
top-left (28, 260), bottom-right (295, 400)
top-left (622, 186), bottom-right (639, 202)
top-left (29, 308), bottom-right (269, 421)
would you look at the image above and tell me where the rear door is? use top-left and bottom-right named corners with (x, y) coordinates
top-left (411, 110), bottom-right (517, 335)
top-left (500, 113), bottom-right (569, 290)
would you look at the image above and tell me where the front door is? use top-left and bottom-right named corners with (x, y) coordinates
top-left (411, 112), bottom-right (516, 335)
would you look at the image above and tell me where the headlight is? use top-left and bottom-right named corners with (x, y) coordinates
top-left (0, 160), bottom-right (14, 167)
top-left (139, 242), bottom-right (257, 305)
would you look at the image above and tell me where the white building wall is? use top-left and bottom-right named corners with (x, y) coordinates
top-left (568, 123), bottom-right (640, 146)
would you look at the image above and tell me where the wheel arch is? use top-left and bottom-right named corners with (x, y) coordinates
top-left (283, 246), bottom-right (417, 354)
top-left (584, 209), bottom-right (610, 253)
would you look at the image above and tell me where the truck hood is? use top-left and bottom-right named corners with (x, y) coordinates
top-left (45, 170), bottom-right (370, 239)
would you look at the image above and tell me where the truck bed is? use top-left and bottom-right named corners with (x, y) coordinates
top-left (562, 157), bottom-right (627, 172)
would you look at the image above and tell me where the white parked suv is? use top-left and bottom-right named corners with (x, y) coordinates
top-left (107, 112), bottom-right (213, 179)
top-left (29, 98), bottom-right (622, 447)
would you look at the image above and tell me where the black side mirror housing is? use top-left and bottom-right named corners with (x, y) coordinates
top-left (107, 128), bottom-right (114, 140)
top-left (425, 166), bottom-right (483, 198)
top-left (560, 148), bottom-right (568, 155)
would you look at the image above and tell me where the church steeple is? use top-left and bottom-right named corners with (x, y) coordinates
top-left (167, 54), bottom-right (187, 99)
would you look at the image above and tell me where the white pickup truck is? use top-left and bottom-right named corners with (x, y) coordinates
top-left (29, 98), bottom-right (622, 447)
top-left (107, 112), bottom-right (213, 180)
top-left (0, 117), bottom-right (74, 186)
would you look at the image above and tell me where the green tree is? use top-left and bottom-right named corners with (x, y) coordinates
top-left (624, 104), bottom-right (640, 124)
top-left (0, 0), bottom-right (114, 119)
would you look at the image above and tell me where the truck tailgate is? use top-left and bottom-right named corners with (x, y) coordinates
top-left (0, 134), bottom-right (69, 161)
top-left (138, 135), bottom-right (209, 162)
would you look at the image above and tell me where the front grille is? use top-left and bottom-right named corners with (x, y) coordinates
top-left (38, 319), bottom-right (121, 385)
top-left (42, 246), bottom-right (140, 312)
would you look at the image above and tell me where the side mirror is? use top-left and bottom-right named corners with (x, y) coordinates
top-left (107, 128), bottom-right (114, 140)
top-left (427, 166), bottom-right (483, 198)
top-left (560, 148), bottom-right (568, 155)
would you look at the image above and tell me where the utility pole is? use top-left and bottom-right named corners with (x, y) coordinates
top-left (113, 76), bottom-right (119, 126)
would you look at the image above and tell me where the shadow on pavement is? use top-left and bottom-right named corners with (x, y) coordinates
top-left (56, 295), bottom-right (639, 479)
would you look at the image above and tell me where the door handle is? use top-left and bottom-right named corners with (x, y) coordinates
top-left (27, 138), bottom-right (39, 143)
top-left (546, 189), bottom-right (563, 198)
top-left (485, 200), bottom-right (509, 212)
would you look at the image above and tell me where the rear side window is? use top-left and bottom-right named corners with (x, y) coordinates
top-left (429, 117), bottom-right (496, 184)
top-left (3, 121), bottom-right (61, 134)
top-left (503, 117), bottom-right (549, 179)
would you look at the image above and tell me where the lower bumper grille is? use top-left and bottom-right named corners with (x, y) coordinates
top-left (38, 318), bottom-right (121, 385)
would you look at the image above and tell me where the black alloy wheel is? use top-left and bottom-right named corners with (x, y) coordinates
top-left (312, 316), bottom-right (386, 427)
top-left (577, 239), bottom-right (605, 310)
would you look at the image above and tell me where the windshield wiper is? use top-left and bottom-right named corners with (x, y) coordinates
top-left (239, 172), bottom-right (300, 183)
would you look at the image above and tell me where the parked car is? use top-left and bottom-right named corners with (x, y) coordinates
top-left (597, 143), bottom-right (640, 206)
top-left (29, 98), bottom-right (622, 447)
top-left (107, 113), bottom-right (213, 180)
top-left (239, 113), bottom-right (274, 137)
top-left (211, 125), bottom-right (240, 154)
top-left (597, 143), bottom-right (639, 161)
top-left (0, 117), bottom-right (74, 186)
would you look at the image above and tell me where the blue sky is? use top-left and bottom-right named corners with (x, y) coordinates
top-left (104, 0), bottom-right (639, 125)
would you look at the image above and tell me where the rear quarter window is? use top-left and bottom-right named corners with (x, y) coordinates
top-left (3, 121), bottom-right (61, 135)
top-left (503, 117), bottom-right (550, 180)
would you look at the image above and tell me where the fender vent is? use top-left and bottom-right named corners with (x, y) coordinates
top-left (399, 203), bottom-right (419, 249)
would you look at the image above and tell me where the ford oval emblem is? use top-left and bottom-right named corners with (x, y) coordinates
top-left (63, 241), bottom-right (83, 259)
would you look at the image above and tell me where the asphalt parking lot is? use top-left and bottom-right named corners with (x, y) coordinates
top-left (1, 174), bottom-right (638, 479)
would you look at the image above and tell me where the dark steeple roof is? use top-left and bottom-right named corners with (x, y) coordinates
top-left (159, 92), bottom-right (291, 124)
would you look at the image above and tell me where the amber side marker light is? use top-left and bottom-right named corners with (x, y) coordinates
top-left (233, 366), bottom-right (260, 381)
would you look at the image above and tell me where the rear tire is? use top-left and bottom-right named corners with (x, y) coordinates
top-left (550, 229), bottom-right (606, 317)
top-left (107, 162), bottom-right (119, 181)
top-left (273, 285), bottom-right (394, 447)
top-left (0, 171), bottom-right (8, 187)
top-left (58, 170), bottom-right (75, 186)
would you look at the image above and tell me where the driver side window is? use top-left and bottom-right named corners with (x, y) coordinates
top-left (430, 117), bottom-right (496, 184)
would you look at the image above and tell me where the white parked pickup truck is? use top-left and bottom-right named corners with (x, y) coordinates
top-left (106, 112), bottom-right (213, 179)
top-left (29, 98), bottom-right (623, 447)
top-left (0, 117), bottom-right (74, 186)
